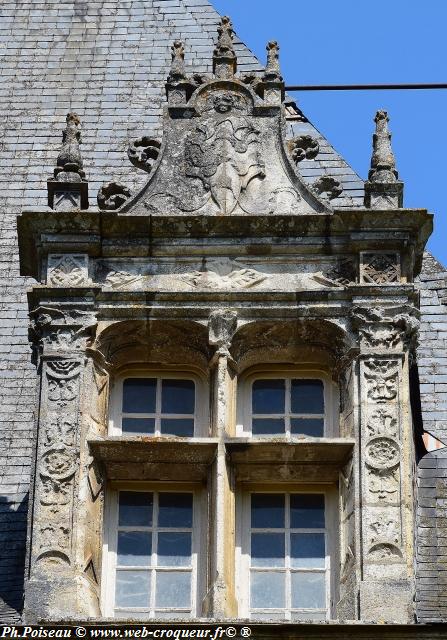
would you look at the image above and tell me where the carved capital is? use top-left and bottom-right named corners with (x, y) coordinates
top-left (208, 309), bottom-right (237, 356)
top-left (350, 305), bottom-right (419, 351)
top-left (30, 306), bottom-right (97, 357)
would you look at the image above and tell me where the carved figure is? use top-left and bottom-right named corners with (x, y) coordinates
top-left (368, 467), bottom-right (399, 501)
top-left (364, 359), bottom-right (398, 402)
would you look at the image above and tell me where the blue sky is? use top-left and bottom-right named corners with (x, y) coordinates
top-left (212, 0), bottom-right (447, 267)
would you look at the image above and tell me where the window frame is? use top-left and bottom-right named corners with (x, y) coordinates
top-left (101, 483), bottom-right (206, 620)
top-left (235, 484), bottom-right (338, 621)
top-left (236, 367), bottom-right (338, 438)
top-left (109, 368), bottom-right (209, 438)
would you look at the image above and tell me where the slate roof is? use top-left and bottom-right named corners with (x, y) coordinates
top-left (0, 0), bottom-right (446, 624)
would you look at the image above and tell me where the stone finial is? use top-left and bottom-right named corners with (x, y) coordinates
top-left (47, 113), bottom-right (89, 210)
top-left (364, 110), bottom-right (403, 209)
top-left (213, 16), bottom-right (237, 78)
top-left (55, 113), bottom-right (85, 181)
top-left (263, 41), bottom-right (282, 82)
top-left (167, 40), bottom-right (186, 84)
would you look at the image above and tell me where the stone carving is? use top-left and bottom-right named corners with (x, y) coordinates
top-left (213, 16), bottom-right (236, 78)
top-left (368, 543), bottom-right (402, 561)
top-left (41, 450), bottom-right (76, 479)
top-left (208, 309), bottom-right (237, 356)
top-left (167, 40), bottom-right (187, 84)
top-left (47, 360), bottom-right (81, 406)
top-left (97, 182), bottom-right (131, 210)
top-left (262, 40), bottom-right (282, 82)
top-left (364, 359), bottom-right (398, 402)
top-left (128, 137), bottom-right (161, 173)
top-left (364, 110), bottom-right (403, 209)
top-left (288, 135), bottom-right (319, 164)
top-left (369, 519), bottom-right (399, 544)
top-left (325, 258), bottom-right (356, 286)
top-left (104, 270), bottom-right (144, 289)
top-left (47, 112), bottom-right (89, 210)
top-left (119, 22), bottom-right (329, 217)
top-left (45, 415), bottom-right (76, 448)
top-left (184, 108), bottom-right (265, 214)
top-left (368, 467), bottom-right (399, 501)
top-left (361, 253), bottom-right (400, 284)
top-left (367, 409), bottom-right (398, 438)
top-left (40, 477), bottom-right (72, 506)
top-left (312, 176), bottom-right (343, 200)
top-left (351, 305), bottom-right (419, 350)
top-left (366, 437), bottom-right (400, 470)
top-left (40, 524), bottom-right (70, 551)
top-left (181, 260), bottom-right (266, 290)
top-left (47, 254), bottom-right (89, 287)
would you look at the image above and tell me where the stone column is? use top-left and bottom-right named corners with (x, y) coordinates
top-left (203, 309), bottom-right (238, 618)
top-left (24, 306), bottom-right (97, 622)
top-left (352, 305), bottom-right (419, 623)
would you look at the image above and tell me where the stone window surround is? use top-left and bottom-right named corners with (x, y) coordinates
top-left (236, 367), bottom-right (339, 439)
top-left (108, 368), bottom-right (209, 438)
top-left (235, 485), bottom-right (339, 621)
top-left (101, 483), bottom-right (207, 619)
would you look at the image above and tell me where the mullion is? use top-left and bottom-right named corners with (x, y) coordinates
top-left (285, 379), bottom-right (291, 436)
top-left (150, 493), bottom-right (159, 614)
top-left (285, 493), bottom-right (291, 619)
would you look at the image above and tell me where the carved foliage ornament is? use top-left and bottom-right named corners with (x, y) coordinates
top-left (128, 137), bottom-right (161, 173)
top-left (312, 176), bottom-right (343, 200)
top-left (366, 437), bottom-right (400, 470)
top-left (288, 135), bottom-right (319, 164)
top-left (97, 182), bottom-right (131, 211)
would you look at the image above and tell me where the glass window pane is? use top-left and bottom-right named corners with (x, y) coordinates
top-left (250, 572), bottom-right (285, 609)
top-left (251, 533), bottom-right (285, 567)
top-left (117, 532), bottom-right (152, 566)
top-left (291, 533), bottom-right (325, 568)
top-left (161, 379), bottom-right (195, 414)
top-left (251, 494), bottom-right (285, 528)
top-left (119, 492), bottom-right (153, 527)
top-left (157, 532), bottom-right (192, 567)
top-left (252, 379), bottom-right (285, 414)
top-left (122, 378), bottom-right (156, 414)
top-left (291, 418), bottom-right (324, 437)
top-left (115, 570), bottom-right (150, 608)
top-left (290, 494), bottom-right (325, 529)
top-left (158, 493), bottom-right (193, 528)
top-left (155, 571), bottom-right (191, 608)
top-left (291, 572), bottom-right (326, 609)
top-left (252, 418), bottom-right (285, 435)
top-left (160, 419), bottom-right (194, 437)
top-left (291, 380), bottom-right (324, 414)
top-left (122, 417), bottom-right (155, 435)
